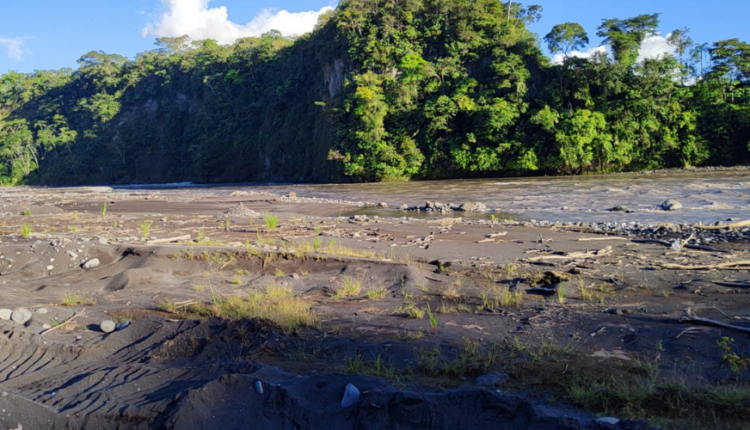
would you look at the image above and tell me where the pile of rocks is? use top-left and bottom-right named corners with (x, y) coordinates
top-left (222, 203), bottom-right (260, 218)
top-left (399, 201), bottom-right (490, 213)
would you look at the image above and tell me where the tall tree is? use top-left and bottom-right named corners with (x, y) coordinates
top-left (710, 39), bottom-right (750, 82)
top-left (544, 23), bottom-right (589, 60)
top-left (668, 27), bottom-right (693, 67)
top-left (597, 14), bottom-right (660, 67)
top-left (154, 35), bottom-right (192, 56)
top-left (690, 42), bottom-right (710, 78)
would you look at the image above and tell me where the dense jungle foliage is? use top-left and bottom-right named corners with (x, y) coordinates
top-left (1, 0), bottom-right (749, 185)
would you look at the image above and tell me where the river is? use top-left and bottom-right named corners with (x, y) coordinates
top-left (123, 170), bottom-right (750, 225)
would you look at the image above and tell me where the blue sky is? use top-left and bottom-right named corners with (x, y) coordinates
top-left (1, 0), bottom-right (748, 74)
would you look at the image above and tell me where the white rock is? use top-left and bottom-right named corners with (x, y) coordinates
top-left (11, 308), bottom-right (32, 325)
top-left (36, 308), bottom-right (48, 315)
top-left (661, 199), bottom-right (683, 211)
top-left (341, 383), bottom-right (360, 407)
top-left (0, 309), bottom-right (12, 320)
top-left (98, 237), bottom-right (108, 245)
top-left (46, 265), bottom-right (54, 271)
top-left (67, 251), bottom-right (79, 260)
top-left (42, 324), bottom-right (52, 329)
top-left (100, 320), bottom-right (116, 333)
top-left (82, 258), bottom-right (100, 269)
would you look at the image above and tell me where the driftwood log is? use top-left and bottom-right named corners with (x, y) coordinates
top-left (147, 235), bottom-right (191, 245)
top-left (680, 308), bottom-right (750, 334)
top-left (661, 260), bottom-right (750, 270)
top-left (631, 238), bottom-right (730, 253)
top-left (714, 281), bottom-right (750, 288)
top-left (525, 246), bottom-right (612, 262)
top-left (695, 219), bottom-right (750, 231)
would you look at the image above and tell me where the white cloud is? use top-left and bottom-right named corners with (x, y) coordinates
top-left (636, 34), bottom-right (675, 63)
top-left (551, 34), bottom-right (676, 65)
top-left (0, 37), bottom-right (28, 62)
top-left (552, 45), bottom-right (608, 64)
top-left (142, 0), bottom-right (334, 44)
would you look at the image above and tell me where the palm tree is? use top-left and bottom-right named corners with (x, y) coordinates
top-left (690, 42), bottom-right (710, 78)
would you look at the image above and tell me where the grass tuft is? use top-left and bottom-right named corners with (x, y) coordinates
top-left (61, 293), bottom-right (96, 306)
top-left (334, 276), bottom-right (362, 300)
top-left (164, 284), bottom-right (313, 331)
top-left (264, 213), bottom-right (279, 231)
top-left (365, 288), bottom-right (387, 301)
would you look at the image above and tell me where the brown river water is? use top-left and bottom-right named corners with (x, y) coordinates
top-left (124, 170), bottom-right (750, 225)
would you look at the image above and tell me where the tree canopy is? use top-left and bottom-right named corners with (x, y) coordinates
top-left (0, 1), bottom-right (748, 186)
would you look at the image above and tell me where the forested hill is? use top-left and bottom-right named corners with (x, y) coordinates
top-left (1, 0), bottom-right (749, 185)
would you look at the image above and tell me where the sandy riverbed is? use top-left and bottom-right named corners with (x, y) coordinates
top-left (0, 187), bottom-right (748, 429)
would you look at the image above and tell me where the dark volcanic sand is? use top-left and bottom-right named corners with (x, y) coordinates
top-left (0, 186), bottom-right (748, 429)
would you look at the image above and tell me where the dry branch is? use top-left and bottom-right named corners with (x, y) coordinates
top-left (40, 308), bottom-right (86, 335)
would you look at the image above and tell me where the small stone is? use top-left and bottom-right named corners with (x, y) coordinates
top-left (288, 192), bottom-right (297, 198)
top-left (377, 202), bottom-right (388, 208)
top-left (399, 204), bottom-right (409, 211)
top-left (100, 320), bottom-right (116, 333)
top-left (475, 371), bottom-right (509, 387)
top-left (596, 417), bottom-right (620, 425)
top-left (292, 273), bottom-right (300, 279)
top-left (82, 258), bottom-right (100, 269)
top-left (116, 321), bottom-right (131, 331)
top-left (255, 380), bottom-right (264, 394)
top-left (42, 324), bottom-right (52, 329)
top-left (46, 265), bottom-right (54, 271)
top-left (36, 308), bottom-right (49, 314)
top-left (341, 383), bottom-right (360, 407)
top-left (0, 309), bottom-right (11, 320)
top-left (11, 308), bottom-right (32, 325)
top-left (1, 391), bottom-right (7, 397)
top-left (98, 237), bottom-right (108, 245)
top-left (661, 199), bottom-right (683, 211)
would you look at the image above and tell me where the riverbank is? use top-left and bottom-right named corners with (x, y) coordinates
top-left (1, 186), bottom-right (749, 429)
